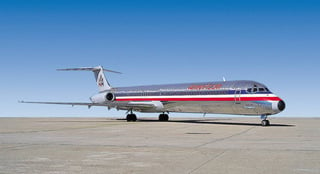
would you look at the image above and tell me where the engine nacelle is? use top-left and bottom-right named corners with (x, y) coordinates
top-left (90, 92), bottom-right (115, 103)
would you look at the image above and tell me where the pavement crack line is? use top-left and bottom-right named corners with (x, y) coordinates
top-left (188, 150), bottom-right (226, 174)
top-left (195, 127), bottom-right (255, 148)
top-left (0, 144), bottom-right (35, 151)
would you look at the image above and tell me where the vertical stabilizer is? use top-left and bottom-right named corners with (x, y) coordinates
top-left (93, 66), bottom-right (111, 91)
top-left (57, 66), bottom-right (121, 92)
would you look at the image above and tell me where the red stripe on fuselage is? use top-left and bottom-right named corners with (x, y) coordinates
top-left (116, 97), bottom-right (281, 102)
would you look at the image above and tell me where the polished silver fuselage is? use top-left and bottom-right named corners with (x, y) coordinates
top-left (93, 80), bottom-right (285, 116)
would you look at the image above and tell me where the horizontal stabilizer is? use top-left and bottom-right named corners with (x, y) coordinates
top-left (57, 65), bottom-right (121, 92)
top-left (57, 67), bottom-right (122, 74)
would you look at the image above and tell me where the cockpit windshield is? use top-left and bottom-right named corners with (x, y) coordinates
top-left (247, 85), bottom-right (270, 93)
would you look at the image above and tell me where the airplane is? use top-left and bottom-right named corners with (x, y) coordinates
top-left (20, 65), bottom-right (286, 126)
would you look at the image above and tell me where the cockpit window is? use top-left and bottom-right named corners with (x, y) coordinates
top-left (247, 85), bottom-right (270, 93)
top-left (252, 85), bottom-right (257, 92)
top-left (247, 88), bottom-right (257, 93)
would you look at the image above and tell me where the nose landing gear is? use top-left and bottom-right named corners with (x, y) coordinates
top-left (261, 115), bottom-right (270, 126)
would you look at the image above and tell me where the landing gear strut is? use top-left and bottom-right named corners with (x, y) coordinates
top-left (126, 110), bottom-right (137, 122)
top-left (261, 115), bottom-right (270, 126)
top-left (159, 113), bottom-right (169, 121)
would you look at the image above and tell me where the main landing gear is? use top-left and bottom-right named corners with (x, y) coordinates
top-left (126, 110), bottom-right (137, 122)
top-left (126, 111), bottom-right (169, 122)
top-left (159, 113), bottom-right (169, 121)
top-left (261, 115), bottom-right (270, 127)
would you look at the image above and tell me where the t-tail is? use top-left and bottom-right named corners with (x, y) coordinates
top-left (57, 66), bottom-right (121, 92)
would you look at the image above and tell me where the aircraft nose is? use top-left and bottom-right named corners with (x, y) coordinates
top-left (278, 100), bottom-right (286, 111)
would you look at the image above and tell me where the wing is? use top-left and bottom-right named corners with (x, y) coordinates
top-left (19, 100), bottom-right (164, 112)
top-left (19, 101), bottom-right (106, 107)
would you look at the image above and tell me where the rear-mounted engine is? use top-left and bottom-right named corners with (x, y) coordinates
top-left (106, 92), bottom-right (115, 101)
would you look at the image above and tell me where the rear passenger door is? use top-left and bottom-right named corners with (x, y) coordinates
top-left (234, 88), bottom-right (241, 104)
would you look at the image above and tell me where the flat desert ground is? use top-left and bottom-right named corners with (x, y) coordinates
top-left (0, 117), bottom-right (319, 174)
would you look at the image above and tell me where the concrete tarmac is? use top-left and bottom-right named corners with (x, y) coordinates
top-left (0, 117), bottom-right (319, 174)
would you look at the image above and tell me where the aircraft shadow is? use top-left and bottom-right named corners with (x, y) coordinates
top-left (136, 119), bottom-right (295, 127)
top-left (37, 118), bottom-right (295, 127)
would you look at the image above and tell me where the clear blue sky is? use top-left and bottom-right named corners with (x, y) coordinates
top-left (1, 0), bottom-right (319, 117)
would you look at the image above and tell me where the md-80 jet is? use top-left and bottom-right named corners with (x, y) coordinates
top-left (20, 66), bottom-right (285, 126)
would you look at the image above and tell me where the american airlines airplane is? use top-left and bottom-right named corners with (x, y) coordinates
top-left (20, 66), bottom-right (285, 126)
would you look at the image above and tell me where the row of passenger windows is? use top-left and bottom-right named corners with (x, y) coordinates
top-left (116, 86), bottom-right (271, 97)
top-left (116, 90), bottom-right (230, 97)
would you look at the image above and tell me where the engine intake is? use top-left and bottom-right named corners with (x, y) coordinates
top-left (106, 92), bottom-right (115, 101)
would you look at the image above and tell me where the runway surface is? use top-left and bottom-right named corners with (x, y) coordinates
top-left (0, 117), bottom-right (319, 174)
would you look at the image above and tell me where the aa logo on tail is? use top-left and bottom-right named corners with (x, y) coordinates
top-left (98, 75), bottom-right (104, 87)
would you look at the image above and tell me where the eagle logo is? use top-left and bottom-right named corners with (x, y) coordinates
top-left (98, 75), bottom-right (104, 87)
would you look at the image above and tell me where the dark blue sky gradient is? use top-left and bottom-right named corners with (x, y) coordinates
top-left (1, 0), bottom-right (319, 117)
